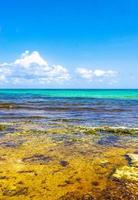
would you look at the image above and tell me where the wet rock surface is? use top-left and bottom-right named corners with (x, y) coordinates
top-left (60, 160), bottom-right (69, 167)
top-left (112, 153), bottom-right (138, 182)
top-left (113, 166), bottom-right (138, 182)
top-left (0, 140), bottom-right (24, 148)
top-left (3, 187), bottom-right (28, 197)
top-left (22, 154), bottom-right (52, 164)
top-left (98, 135), bottom-right (119, 146)
top-left (0, 122), bottom-right (137, 199)
top-left (126, 153), bottom-right (138, 167)
top-left (99, 179), bottom-right (138, 200)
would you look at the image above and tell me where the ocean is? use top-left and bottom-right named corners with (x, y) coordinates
top-left (0, 89), bottom-right (138, 127)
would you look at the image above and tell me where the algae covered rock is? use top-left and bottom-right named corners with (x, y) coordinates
top-left (95, 126), bottom-right (138, 135)
top-left (113, 153), bottom-right (138, 182)
top-left (113, 166), bottom-right (138, 182)
top-left (126, 153), bottom-right (138, 167)
top-left (0, 124), bottom-right (6, 131)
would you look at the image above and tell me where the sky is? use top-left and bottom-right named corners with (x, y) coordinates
top-left (0, 0), bottom-right (138, 88)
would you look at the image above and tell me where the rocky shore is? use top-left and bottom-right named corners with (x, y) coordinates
top-left (0, 122), bottom-right (138, 199)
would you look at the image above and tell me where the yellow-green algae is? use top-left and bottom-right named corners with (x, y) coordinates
top-left (95, 126), bottom-right (138, 135)
top-left (0, 123), bottom-right (138, 199)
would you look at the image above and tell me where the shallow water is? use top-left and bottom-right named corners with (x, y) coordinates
top-left (0, 90), bottom-right (138, 199)
top-left (0, 122), bottom-right (138, 199)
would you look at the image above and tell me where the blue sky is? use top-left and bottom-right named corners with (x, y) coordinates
top-left (0, 0), bottom-right (138, 88)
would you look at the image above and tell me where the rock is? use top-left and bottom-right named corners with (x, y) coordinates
top-left (59, 192), bottom-right (94, 200)
top-left (60, 160), bottom-right (69, 167)
top-left (112, 153), bottom-right (138, 182)
top-left (99, 179), bottom-right (138, 200)
top-left (126, 153), bottom-right (138, 167)
top-left (22, 154), bottom-right (52, 164)
top-left (113, 166), bottom-right (138, 182)
top-left (3, 187), bottom-right (28, 196)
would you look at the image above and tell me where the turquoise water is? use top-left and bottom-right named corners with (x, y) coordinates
top-left (0, 89), bottom-right (138, 99)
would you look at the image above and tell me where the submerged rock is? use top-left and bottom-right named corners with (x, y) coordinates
top-left (0, 140), bottom-right (24, 148)
top-left (60, 160), bottom-right (69, 167)
top-left (22, 154), bottom-right (52, 164)
top-left (3, 187), bottom-right (28, 197)
top-left (113, 166), bottom-right (138, 182)
top-left (98, 135), bottom-right (119, 146)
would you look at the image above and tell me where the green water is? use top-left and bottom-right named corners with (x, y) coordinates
top-left (0, 89), bottom-right (138, 99)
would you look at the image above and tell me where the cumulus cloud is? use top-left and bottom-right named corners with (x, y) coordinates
top-left (0, 51), bottom-right (119, 87)
top-left (0, 51), bottom-right (71, 86)
top-left (76, 68), bottom-right (93, 80)
top-left (94, 69), bottom-right (117, 77)
top-left (76, 67), bottom-right (117, 81)
top-left (14, 51), bottom-right (48, 67)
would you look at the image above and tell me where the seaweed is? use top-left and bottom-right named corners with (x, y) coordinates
top-left (0, 124), bottom-right (6, 131)
top-left (95, 127), bottom-right (138, 135)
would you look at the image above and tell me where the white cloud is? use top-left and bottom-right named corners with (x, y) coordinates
top-left (0, 51), bottom-right (71, 86)
top-left (14, 51), bottom-right (48, 68)
top-left (94, 69), bottom-right (117, 77)
top-left (0, 51), bottom-right (119, 87)
top-left (76, 68), bottom-right (93, 80)
top-left (76, 67), bottom-right (117, 81)
top-left (94, 69), bottom-right (106, 77)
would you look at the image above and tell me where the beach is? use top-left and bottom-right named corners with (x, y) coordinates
top-left (0, 89), bottom-right (138, 199)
